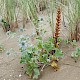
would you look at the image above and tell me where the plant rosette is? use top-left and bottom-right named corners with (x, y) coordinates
top-left (71, 48), bottom-right (80, 62)
top-left (19, 35), bottom-right (64, 79)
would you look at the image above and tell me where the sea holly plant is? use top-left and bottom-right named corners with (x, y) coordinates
top-left (54, 49), bottom-right (64, 59)
top-left (64, 40), bottom-right (77, 47)
top-left (70, 40), bottom-right (77, 47)
top-left (71, 48), bottom-right (80, 62)
top-left (19, 35), bottom-right (64, 79)
top-left (6, 31), bottom-right (17, 39)
top-left (6, 48), bottom-right (16, 55)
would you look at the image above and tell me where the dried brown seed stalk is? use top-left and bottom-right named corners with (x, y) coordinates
top-left (54, 7), bottom-right (61, 47)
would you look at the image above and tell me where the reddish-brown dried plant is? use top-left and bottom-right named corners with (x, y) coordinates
top-left (53, 7), bottom-right (61, 47)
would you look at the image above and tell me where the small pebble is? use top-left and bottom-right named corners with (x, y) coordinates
top-left (19, 74), bottom-right (22, 77)
top-left (10, 75), bottom-right (12, 77)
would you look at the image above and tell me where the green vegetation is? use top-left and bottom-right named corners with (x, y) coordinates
top-left (71, 48), bottom-right (80, 62)
top-left (0, 0), bottom-right (80, 80)
top-left (19, 35), bottom-right (64, 79)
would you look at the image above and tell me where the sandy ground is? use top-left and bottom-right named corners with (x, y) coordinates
top-left (0, 10), bottom-right (80, 80)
